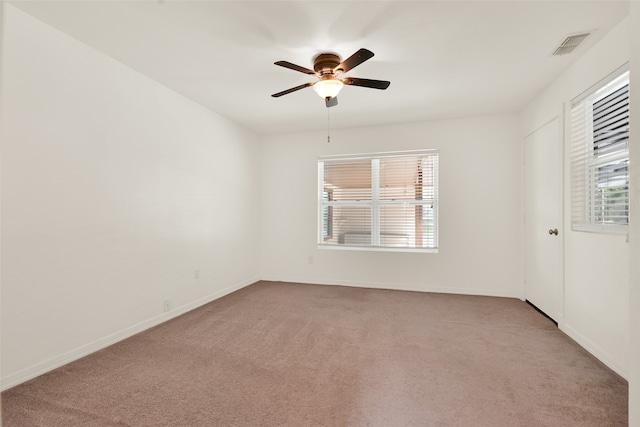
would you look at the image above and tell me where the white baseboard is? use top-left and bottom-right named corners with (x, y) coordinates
top-left (1, 275), bottom-right (259, 391)
top-left (259, 275), bottom-right (520, 299)
top-left (560, 322), bottom-right (628, 380)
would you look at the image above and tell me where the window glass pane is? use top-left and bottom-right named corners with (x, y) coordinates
top-left (592, 84), bottom-right (629, 157)
top-left (379, 156), bottom-right (437, 201)
top-left (380, 156), bottom-right (419, 201)
top-left (593, 159), bottom-right (629, 225)
top-left (324, 159), bottom-right (371, 201)
top-left (380, 204), bottom-right (435, 248)
top-left (334, 206), bottom-right (372, 245)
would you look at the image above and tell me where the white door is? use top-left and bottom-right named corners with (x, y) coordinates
top-left (524, 116), bottom-right (563, 323)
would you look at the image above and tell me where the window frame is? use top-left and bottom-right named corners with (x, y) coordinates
top-left (570, 65), bottom-right (629, 234)
top-left (317, 150), bottom-right (439, 253)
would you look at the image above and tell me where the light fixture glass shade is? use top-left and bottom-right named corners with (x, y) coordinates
top-left (313, 79), bottom-right (344, 99)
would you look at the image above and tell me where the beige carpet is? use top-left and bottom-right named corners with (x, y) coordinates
top-left (2, 281), bottom-right (628, 426)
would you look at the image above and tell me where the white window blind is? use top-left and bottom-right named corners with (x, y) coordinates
top-left (570, 67), bottom-right (629, 232)
top-left (318, 150), bottom-right (438, 252)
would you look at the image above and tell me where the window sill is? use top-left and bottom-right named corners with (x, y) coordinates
top-left (571, 223), bottom-right (628, 235)
top-left (318, 244), bottom-right (438, 254)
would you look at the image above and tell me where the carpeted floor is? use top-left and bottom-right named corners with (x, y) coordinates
top-left (2, 281), bottom-right (628, 426)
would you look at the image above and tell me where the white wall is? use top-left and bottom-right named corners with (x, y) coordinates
top-left (0, 5), bottom-right (260, 389)
top-left (260, 115), bottom-right (522, 298)
top-left (629, 2), bottom-right (640, 424)
top-left (520, 17), bottom-right (630, 377)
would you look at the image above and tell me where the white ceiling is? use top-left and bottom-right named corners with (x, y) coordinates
top-left (9, 0), bottom-right (629, 136)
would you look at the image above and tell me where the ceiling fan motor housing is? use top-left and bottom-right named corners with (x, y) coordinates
top-left (314, 53), bottom-right (342, 75)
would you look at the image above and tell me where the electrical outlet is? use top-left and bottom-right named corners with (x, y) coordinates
top-left (308, 256), bottom-right (314, 264)
top-left (195, 269), bottom-right (200, 279)
top-left (163, 299), bottom-right (171, 313)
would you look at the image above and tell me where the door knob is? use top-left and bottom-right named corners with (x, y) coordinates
top-left (548, 228), bottom-right (558, 236)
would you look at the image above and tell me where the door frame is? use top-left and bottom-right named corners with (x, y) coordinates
top-left (522, 110), bottom-right (565, 328)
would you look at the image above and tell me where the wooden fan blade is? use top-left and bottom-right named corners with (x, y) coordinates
top-left (271, 82), bottom-right (315, 97)
top-left (325, 97), bottom-right (338, 108)
top-left (343, 77), bottom-right (390, 90)
top-left (274, 61), bottom-right (317, 75)
top-left (334, 48), bottom-right (374, 74)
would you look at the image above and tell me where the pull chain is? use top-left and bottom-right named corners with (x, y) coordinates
top-left (327, 104), bottom-right (331, 143)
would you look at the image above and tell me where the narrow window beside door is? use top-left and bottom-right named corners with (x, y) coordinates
top-left (570, 66), bottom-right (629, 233)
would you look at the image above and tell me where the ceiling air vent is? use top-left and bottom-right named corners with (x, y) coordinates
top-left (552, 33), bottom-right (590, 56)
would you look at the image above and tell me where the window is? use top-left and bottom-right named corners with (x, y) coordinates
top-left (318, 150), bottom-right (438, 252)
top-left (570, 66), bottom-right (629, 233)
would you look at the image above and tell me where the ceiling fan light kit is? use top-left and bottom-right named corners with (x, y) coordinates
top-left (313, 78), bottom-right (344, 99)
top-left (272, 48), bottom-right (390, 107)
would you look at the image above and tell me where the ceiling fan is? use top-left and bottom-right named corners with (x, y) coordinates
top-left (271, 48), bottom-right (390, 108)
